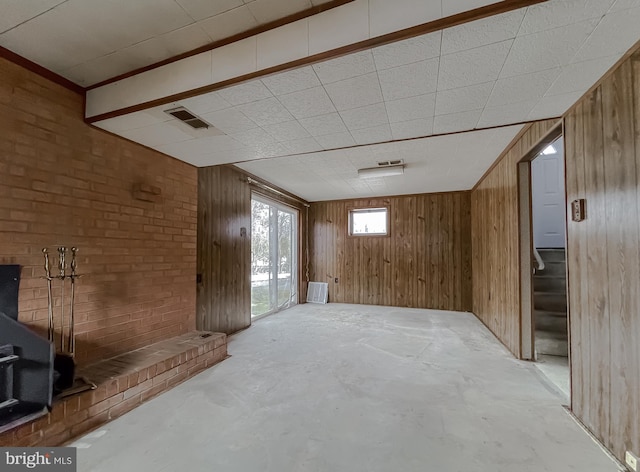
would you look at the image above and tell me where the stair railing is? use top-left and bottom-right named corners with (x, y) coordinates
top-left (533, 247), bottom-right (545, 273)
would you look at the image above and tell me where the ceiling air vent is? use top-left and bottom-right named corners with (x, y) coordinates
top-left (165, 107), bottom-right (210, 129)
top-left (358, 159), bottom-right (405, 179)
top-left (377, 159), bottom-right (403, 166)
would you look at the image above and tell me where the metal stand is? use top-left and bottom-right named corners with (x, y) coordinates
top-left (42, 247), bottom-right (95, 396)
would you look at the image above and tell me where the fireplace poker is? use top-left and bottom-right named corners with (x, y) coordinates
top-left (57, 246), bottom-right (67, 351)
top-left (42, 248), bottom-right (55, 343)
top-left (68, 247), bottom-right (78, 355)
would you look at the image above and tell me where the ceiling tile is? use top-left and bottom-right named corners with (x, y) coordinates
top-left (278, 86), bottom-right (337, 119)
top-left (369, 0), bottom-right (441, 36)
top-left (217, 81), bottom-right (273, 105)
top-left (263, 120), bottom-right (311, 141)
top-left (174, 0), bottom-right (244, 21)
top-left (441, 10), bottom-right (524, 55)
top-left (308, 0), bottom-right (369, 55)
top-left (315, 132), bottom-right (357, 150)
top-left (210, 37), bottom-right (257, 84)
top-left (519, 0), bottom-right (615, 35)
top-left (118, 121), bottom-right (194, 147)
top-left (609, 0), bottom-right (640, 11)
top-left (179, 91), bottom-right (232, 115)
top-left (55, 0), bottom-right (194, 53)
top-left (247, 0), bottom-right (312, 23)
top-left (157, 135), bottom-right (244, 158)
top-left (435, 82), bottom-right (493, 116)
top-left (59, 51), bottom-right (139, 86)
top-left (256, 19), bottom-right (308, 70)
top-left (378, 59), bottom-right (439, 101)
top-left (372, 33), bottom-right (442, 70)
top-left (261, 66), bottom-right (321, 96)
top-left (200, 108), bottom-right (257, 134)
top-left (236, 97), bottom-right (294, 126)
top-left (528, 91), bottom-right (583, 120)
top-left (476, 100), bottom-right (537, 128)
top-left (499, 19), bottom-right (598, 78)
top-left (545, 56), bottom-right (619, 97)
top-left (385, 93), bottom-right (436, 123)
top-left (390, 118), bottom-right (434, 140)
top-left (486, 68), bottom-right (561, 108)
top-left (442, 0), bottom-right (498, 17)
top-left (230, 127), bottom-right (277, 147)
top-left (313, 51), bottom-right (376, 84)
top-left (0, 0), bottom-right (66, 34)
top-left (188, 147), bottom-right (258, 166)
top-left (117, 23), bottom-right (213, 68)
top-left (298, 113), bottom-right (348, 136)
top-left (283, 137), bottom-right (323, 154)
top-left (197, 5), bottom-right (258, 42)
top-left (433, 109), bottom-right (481, 134)
top-left (570, 6), bottom-right (640, 62)
top-left (95, 108), bottom-right (171, 133)
top-left (339, 103), bottom-right (389, 131)
top-left (351, 124), bottom-right (393, 145)
top-left (325, 72), bottom-right (384, 111)
top-left (236, 126), bottom-right (524, 200)
top-left (438, 40), bottom-right (512, 90)
top-left (0, 5), bottom-right (117, 71)
top-left (253, 142), bottom-right (292, 158)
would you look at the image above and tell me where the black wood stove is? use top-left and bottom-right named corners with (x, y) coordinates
top-left (0, 265), bottom-right (55, 433)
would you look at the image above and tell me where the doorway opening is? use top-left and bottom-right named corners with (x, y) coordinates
top-left (519, 128), bottom-right (569, 400)
top-left (250, 194), bottom-right (298, 319)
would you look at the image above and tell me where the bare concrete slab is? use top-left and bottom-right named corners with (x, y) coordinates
top-left (72, 304), bottom-right (621, 472)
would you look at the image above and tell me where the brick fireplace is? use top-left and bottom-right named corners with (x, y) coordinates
top-left (0, 54), bottom-right (226, 445)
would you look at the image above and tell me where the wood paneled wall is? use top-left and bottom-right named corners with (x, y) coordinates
top-left (470, 119), bottom-right (558, 356)
top-left (564, 50), bottom-right (640, 463)
top-left (197, 166), bottom-right (310, 333)
top-left (197, 166), bottom-right (251, 334)
top-left (309, 192), bottom-right (472, 311)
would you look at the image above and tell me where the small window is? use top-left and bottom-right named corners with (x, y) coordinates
top-left (349, 208), bottom-right (388, 236)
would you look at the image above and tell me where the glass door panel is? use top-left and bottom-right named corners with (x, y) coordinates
top-left (251, 196), bottom-right (297, 318)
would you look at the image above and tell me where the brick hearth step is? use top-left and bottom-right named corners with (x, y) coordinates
top-left (0, 331), bottom-right (227, 447)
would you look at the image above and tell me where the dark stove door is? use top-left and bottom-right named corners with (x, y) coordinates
top-left (0, 265), bottom-right (20, 321)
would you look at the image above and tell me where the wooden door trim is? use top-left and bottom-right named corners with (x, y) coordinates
top-left (516, 122), bottom-right (563, 361)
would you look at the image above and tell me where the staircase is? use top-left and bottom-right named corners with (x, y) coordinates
top-left (534, 249), bottom-right (568, 357)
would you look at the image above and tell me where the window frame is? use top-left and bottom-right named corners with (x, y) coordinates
top-left (347, 206), bottom-right (390, 237)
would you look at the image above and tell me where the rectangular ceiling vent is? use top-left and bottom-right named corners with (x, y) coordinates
top-left (165, 107), bottom-right (210, 129)
top-left (377, 159), bottom-right (404, 167)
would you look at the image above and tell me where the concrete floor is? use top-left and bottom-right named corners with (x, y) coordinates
top-left (534, 354), bottom-right (570, 401)
top-left (72, 304), bottom-right (620, 472)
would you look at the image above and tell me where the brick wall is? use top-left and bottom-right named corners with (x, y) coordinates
top-left (0, 56), bottom-right (197, 365)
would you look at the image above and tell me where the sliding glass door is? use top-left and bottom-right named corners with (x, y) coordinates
top-left (251, 195), bottom-right (298, 318)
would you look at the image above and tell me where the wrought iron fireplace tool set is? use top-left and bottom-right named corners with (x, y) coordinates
top-left (42, 247), bottom-right (94, 395)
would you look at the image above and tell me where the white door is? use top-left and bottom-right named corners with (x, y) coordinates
top-left (531, 137), bottom-right (566, 249)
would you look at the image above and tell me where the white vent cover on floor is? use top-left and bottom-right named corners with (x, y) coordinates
top-left (307, 282), bottom-right (328, 304)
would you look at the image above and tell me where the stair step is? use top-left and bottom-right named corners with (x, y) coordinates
top-left (535, 312), bottom-right (568, 333)
top-left (537, 248), bottom-right (566, 262)
top-left (536, 331), bottom-right (569, 357)
top-left (534, 292), bottom-right (567, 312)
top-left (533, 276), bottom-right (567, 293)
top-left (535, 261), bottom-right (566, 277)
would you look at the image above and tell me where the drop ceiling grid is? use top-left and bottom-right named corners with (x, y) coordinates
top-left (96, 0), bottom-right (640, 167)
top-left (86, 0), bottom-right (640, 198)
top-left (234, 125), bottom-right (525, 201)
top-left (0, 0), bottom-right (337, 86)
